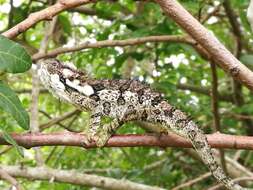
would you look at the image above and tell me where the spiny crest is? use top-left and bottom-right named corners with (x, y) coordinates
top-left (43, 59), bottom-right (88, 82)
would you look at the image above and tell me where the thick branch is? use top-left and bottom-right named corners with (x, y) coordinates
top-left (2, 0), bottom-right (94, 39)
top-left (155, 0), bottom-right (253, 91)
top-left (32, 35), bottom-right (193, 60)
top-left (0, 168), bottom-right (22, 190)
top-left (0, 165), bottom-right (164, 190)
top-left (0, 133), bottom-right (253, 150)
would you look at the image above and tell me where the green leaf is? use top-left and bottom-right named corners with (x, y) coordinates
top-left (0, 35), bottom-right (32, 73)
top-left (11, 7), bottom-right (27, 27)
top-left (0, 81), bottom-right (29, 130)
top-left (58, 14), bottom-right (72, 35)
top-left (1, 129), bottom-right (24, 157)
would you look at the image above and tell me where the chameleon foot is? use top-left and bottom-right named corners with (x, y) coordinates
top-left (85, 118), bottom-right (122, 147)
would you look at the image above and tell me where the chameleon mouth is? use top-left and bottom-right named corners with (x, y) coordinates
top-left (38, 63), bottom-right (71, 102)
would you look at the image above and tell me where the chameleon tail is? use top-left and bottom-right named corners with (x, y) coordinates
top-left (183, 123), bottom-right (245, 190)
top-left (160, 107), bottom-right (247, 190)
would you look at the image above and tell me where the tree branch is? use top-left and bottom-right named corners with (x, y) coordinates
top-left (32, 35), bottom-right (193, 61)
top-left (15, 88), bottom-right (48, 94)
top-left (2, 0), bottom-right (94, 39)
top-left (70, 6), bottom-right (97, 15)
top-left (183, 149), bottom-right (252, 184)
top-left (176, 83), bottom-right (234, 102)
top-left (40, 109), bottom-right (80, 130)
top-left (0, 168), bottom-right (22, 190)
top-left (210, 61), bottom-right (227, 173)
top-left (207, 177), bottom-right (253, 190)
top-left (172, 172), bottom-right (211, 190)
top-left (69, 6), bottom-right (115, 20)
top-left (0, 133), bottom-right (253, 150)
top-left (0, 165), bottom-right (164, 190)
top-left (155, 0), bottom-right (253, 91)
top-left (201, 3), bottom-right (221, 24)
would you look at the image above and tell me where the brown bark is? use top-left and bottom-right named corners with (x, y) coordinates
top-left (0, 133), bottom-right (253, 150)
top-left (2, 0), bottom-right (93, 39)
top-left (32, 35), bottom-right (193, 61)
top-left (0, 168), bottom-right (22, 190)
top-left (155, 0), bottom-right (253, 91)
top-left (0, 165), bottom-right (164, 190)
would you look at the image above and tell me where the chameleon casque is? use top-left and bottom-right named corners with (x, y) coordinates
top-left (38, 59), bottom-right (248, 190)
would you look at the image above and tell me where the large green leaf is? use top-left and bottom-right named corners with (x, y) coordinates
top-left (0, 35), bottom-right (32, 73)
top-left (0, 81), bottom-right (29, 130)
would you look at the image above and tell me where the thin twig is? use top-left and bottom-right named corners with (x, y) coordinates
top-left (210, 61), bottom-right (227, 173)
top-left (40, 109), bottom-right (80, 130)
top-left (143, 158), bottom-right (168, 172)
top-left (223, 0), bottom-right (253, 136)
top-left (69, 6), bottom-right (115, 20)
top-left (15, 88), bottom-right (48, 94)
top-left (39, 110), bottom-right (81, 132)
top-left (172, 172), bottom-right (211, 190)
top-left (184, 149), bottom-right (251, 186)
top-left (201, 3), bottom-right (221, 24)
top-left (222, 113), bottom-right (253, 121)
top-left (0, 146), bottom-right (12, 155)
top-left (7, 0), bottom-right (14, 28)
top-left (32, 35), bottom-right (193, 61)
top-left (207, 177), bottom-right (253, 190)
top-left (176, 83), bottom-right (234, 103)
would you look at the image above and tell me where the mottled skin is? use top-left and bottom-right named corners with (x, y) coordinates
top-left (38, 59), bottom-right (247, 190)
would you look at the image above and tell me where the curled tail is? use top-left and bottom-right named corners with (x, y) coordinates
top-left (155, 102), bottom-right (247, 190)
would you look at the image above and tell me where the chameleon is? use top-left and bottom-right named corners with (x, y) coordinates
top-left (38, 59), bottom-right (248, 190)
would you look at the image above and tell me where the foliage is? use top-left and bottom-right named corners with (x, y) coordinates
top-left (0, 81), bottom-right (29, 130)
top-left (0, 35), bottom-right (32, 73)
top-left (0, 0), bottom-right (252, 189)
top-left (0, 34), bottom-right (30, 156)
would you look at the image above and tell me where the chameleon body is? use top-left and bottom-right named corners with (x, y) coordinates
top-left (38, 59), bottom-right (247, 190)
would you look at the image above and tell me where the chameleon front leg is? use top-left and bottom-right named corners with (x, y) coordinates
top-left (95, 118), bottom-right (122, 147)
top-left (85, 111), bottom-right (121, 147)
top-left (84, 111), bottom-right (102, 146)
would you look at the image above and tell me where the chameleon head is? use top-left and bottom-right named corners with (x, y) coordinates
top-left (38, 59), bottom-right (77, 102)
top-left (38, 59), bottom-right (94, 108)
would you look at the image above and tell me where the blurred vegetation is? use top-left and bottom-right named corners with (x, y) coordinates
top-left (0, 0), bottom-right (253, 189)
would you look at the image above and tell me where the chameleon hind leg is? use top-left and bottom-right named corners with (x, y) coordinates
top-left (85, 110), bottom-right (122, 147)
